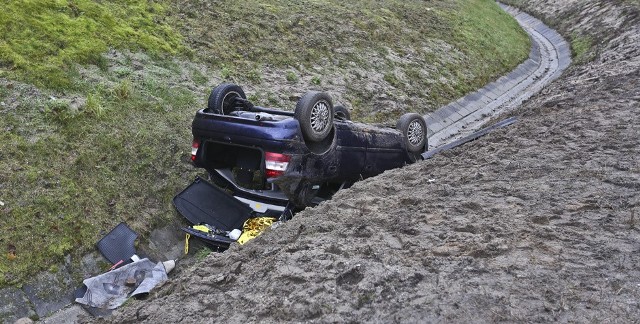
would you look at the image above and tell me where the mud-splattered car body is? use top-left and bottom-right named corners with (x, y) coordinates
top-left (190, 109), bottom-right (423, 209)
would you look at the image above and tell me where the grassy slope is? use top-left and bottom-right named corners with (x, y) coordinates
top-left (0, 0), bottom-right (529, 286)
top-left (171, 0), bottom-right (530, 121)
top-left (0, 0), bottom-right (182, 90)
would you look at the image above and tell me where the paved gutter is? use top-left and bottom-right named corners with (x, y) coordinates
top-left (426, 3), bottom-right (572, 148)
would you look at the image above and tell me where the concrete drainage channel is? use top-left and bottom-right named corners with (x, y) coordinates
top-left (426, 3), bottom-right (571, 149)
top-left (0, 4), bottom-right (571, 324)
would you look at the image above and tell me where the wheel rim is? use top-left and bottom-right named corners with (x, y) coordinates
top-left (310, 100), bottom-right (330, 133)
top-left (222, 91), bottom-right (241, 114)
top-left (407, 120), bottom-right (424, 146)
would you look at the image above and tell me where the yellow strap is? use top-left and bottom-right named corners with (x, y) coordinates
top-left (184, 233), bottom-right (191, 255)
top-left (192, 225), bottom-right (210, 233)
top-left (237, 217), bottom-right (276, 245)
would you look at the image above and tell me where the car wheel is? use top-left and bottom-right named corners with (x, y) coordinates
top-left (295, 91), bottom-right (334, 142)
top-left (333, 105), bottom-right (351, 120)
top-left (334, 105), bottom-right (351, 120)
top-left (396, 113), bottom-right (427, 153)
top-left (207, 83), bottom-right (246, 115)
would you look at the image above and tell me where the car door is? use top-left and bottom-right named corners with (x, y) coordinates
top-left (362, 127), bottom-right (406, 178)
top-left (333, 121), bottom-right (367, 180)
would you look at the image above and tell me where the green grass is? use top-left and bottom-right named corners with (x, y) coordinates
top-left (0, 0), bottom-right (530, 287)
top-left (286, 71), bottom-right (299, 83)
top-left (570, 33), bottom-right (595, 64)
top-left (172, 0), bottom-right (452, 69)
top-left (444, 0), bottom-right (531, 91)
top-left (0, 0), bottom-right (183, 90)
top-left (0, 73), bottom-right (198, 286)
top-left (194, 247), bottom-right (213, 261)
top-left (170, 0), bottom-right (530, 121)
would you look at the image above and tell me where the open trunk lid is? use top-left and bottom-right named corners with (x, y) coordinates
top-left (173, 177), bottom-right (253, 231)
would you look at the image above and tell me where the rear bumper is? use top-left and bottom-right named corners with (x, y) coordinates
top-left (192, 110), bottom-right (302, 146)
top-left (211, 168), bottom-right (290, 211)
top-left (211, 168), bottom-right (324, 209)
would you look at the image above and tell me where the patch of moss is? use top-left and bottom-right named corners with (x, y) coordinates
top-left (194, 247), bottom-right (213, 261)
top-left (0, 0), bottom-right (183, 90)
top-left (571, 33), bottom-right (595, 64)
top-left (286, 71), bottom-right (299, 83)
top-left (311, 76), bottom-right (322, 86)
top-left (383, 73), bottom-right (400, 88)
top-left (191, 69), bottom-right (209, 86)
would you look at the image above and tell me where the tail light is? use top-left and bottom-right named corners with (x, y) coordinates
top-left (191, 138), bottom-right (200, 161)
top-left (265, 152), bottom-right (290, 178)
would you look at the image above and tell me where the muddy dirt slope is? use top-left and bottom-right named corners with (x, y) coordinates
top-left (111, 0), bottom-right (639, 322)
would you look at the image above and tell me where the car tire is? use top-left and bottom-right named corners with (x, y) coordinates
top-left (334, 105), bottom-right (351, 120)
top-left (207, 83), bottom-right (246, 114)
top-left (295, 91), bottom-right (334, 142)
top-left (397, 113), bottom-right (427, 153)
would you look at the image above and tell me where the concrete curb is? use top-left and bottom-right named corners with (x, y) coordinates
top-left (426, 3), bottom-right (572, 148)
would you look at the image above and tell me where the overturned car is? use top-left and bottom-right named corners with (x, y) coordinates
top-left (188, 83), bottom-right (428, 212)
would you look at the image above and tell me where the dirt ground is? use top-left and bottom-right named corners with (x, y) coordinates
top-left (109, 0), bottom-right (640, 322)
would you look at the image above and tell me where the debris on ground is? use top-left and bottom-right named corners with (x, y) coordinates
top-left (96, 222), bottom-right (138, 267)
top-left (237, 217), bottom-right (277, 245)
top-left (75, 258), bottom-right (174, 310)
top-left (70, 222), bottom-right (177, 315)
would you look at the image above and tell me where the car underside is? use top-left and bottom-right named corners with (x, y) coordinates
top-left (173, 83), bottom-right (429, 248)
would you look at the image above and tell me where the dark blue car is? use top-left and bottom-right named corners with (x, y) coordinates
top-left (190, 83), bottom-right (428, 211)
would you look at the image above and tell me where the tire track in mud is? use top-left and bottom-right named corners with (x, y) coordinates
top-left (426, 3), bottom-right (572, 149)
